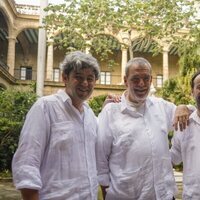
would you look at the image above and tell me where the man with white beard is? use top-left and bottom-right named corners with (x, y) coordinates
top-left (96, 57), bottom-right (189, 200)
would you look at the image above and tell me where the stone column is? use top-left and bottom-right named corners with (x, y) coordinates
top-left (36, 0), bottom-right (48, 97)
top-left (121, 46), bottom-right (128, 83)
top-left (7, 36), bottom-right (16, 76)
top-left (162, 47), bottom-right (169, 82)
top-left (46, 39), bottom-right (54, 81)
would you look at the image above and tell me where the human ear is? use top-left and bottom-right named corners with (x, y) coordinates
top-left (124, 76), bottom-right (128, 87)
top-left (62, 73), bottom-right (68, 85)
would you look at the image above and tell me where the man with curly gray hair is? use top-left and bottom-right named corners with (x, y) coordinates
top-left (12, 51), bottom-right (100, 200)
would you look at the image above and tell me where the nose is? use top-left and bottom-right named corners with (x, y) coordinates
top-left (81, 79), bottom-right (89, 86)
top-left (138, 78), bottom-right (145, 86)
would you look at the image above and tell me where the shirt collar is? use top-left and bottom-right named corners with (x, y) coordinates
top-left (56, 89), bottom-right (90, 109)
top-left (190, 109), bottom-right (200, 125)
top-left (120, 91), bottom-right (153, 114)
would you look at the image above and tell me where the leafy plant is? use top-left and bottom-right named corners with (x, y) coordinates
top-left (44, 0), bottom-right (198, 60)
top-left (88, 94), bottom-right (107, 116)
top-left (158, 71), bottom-right (196, 106)
top-left (0, 88), bottom-right (37, 171)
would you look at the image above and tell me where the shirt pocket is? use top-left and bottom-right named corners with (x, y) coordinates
top-left (117, 132), bottom-right (136, 150)
top-left (114, 126), bottom-right (139, 149)
top-left (50, 121), bottom-right (74, 150)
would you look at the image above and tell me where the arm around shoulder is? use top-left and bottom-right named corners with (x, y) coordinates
top-left (170, 131), bottom-right (182, 165)
top-left (173, 104), bottom-right (190, 131)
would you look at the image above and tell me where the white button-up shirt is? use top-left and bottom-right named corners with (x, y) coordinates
top-left (171, 110), bottom-right (200, 200)
top-left (12, 90), bottom-right (98, 200)
top-left (96, 93), bottom-right (177, 200)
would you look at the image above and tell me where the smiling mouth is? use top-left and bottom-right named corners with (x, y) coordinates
top-left (78, 88), bottom-right (89, 93)
top-left (135, 89), bottom-right (147, 93)
top-left (79, 90), bottom-right (88, 93)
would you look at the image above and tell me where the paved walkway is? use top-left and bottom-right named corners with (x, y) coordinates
top-left (0, 179), bottom-right (21, 200)
top-left (174, 170), bottom-right (183, 200)
top-left (0, 171), bottom-right (183, 200)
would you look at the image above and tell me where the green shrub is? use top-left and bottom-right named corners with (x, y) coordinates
top-left (158, 74), bottom-right (195, 106)
top-left (88, 94), bottom-right (107, 116)
top-left (0, 88), bottom-right (37, 172)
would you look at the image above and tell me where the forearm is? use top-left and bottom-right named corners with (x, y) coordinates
top-left (20, 188), bottom-right (39, 200)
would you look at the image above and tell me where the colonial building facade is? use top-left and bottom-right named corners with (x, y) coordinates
top-left (0, 0), bottom-right (181, 97)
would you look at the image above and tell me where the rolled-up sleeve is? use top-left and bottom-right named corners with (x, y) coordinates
top-left (96, 106), bottom-right (113, 186)
top-left (170, 131), bottom-right (182, 165)
top-left (162, 98), bottom-right (176, 131)
top-left (12, 99), bottom-right (50, 190)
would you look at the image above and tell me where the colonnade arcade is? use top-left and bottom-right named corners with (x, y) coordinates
top-left (0, 0), bottom-right (180, 95)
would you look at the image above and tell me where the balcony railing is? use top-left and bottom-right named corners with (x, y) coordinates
top-left (15, 4), bottom-right (40, 15)
top-left (0, 60), bottom-right (16, 83)
top-left (0, 60), bottom-right (9, 70)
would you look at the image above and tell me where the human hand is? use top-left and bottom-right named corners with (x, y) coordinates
top-left (102, 94), bottom-right (121, 108)
top-left (173, 105), bottom-right (190, 131)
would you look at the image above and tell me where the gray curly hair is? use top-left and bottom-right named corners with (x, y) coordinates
top-left (60, 51), bottom-right (100, 80)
